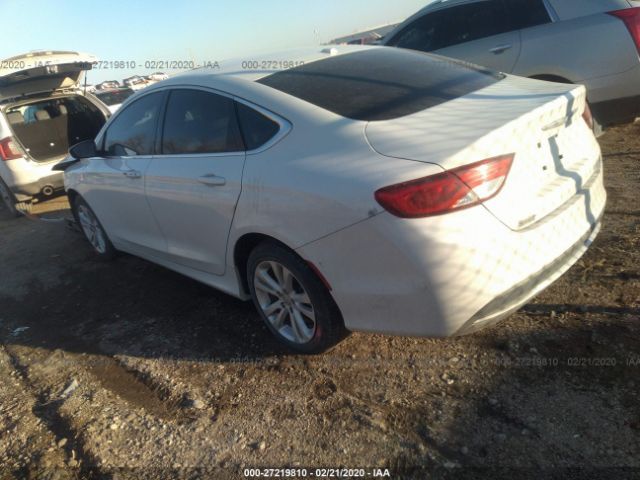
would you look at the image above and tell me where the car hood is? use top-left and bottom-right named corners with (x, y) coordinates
top-left (0, 51), bottom-right (96, 102)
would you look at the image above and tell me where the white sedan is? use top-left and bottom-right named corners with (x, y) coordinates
top-left (58, 46), bottom-right (606, 353)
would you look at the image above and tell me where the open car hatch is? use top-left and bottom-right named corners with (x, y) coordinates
top-left (0, 51), bottom-right (96, 101)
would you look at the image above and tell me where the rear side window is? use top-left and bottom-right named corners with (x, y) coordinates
top-left (236, 103), bottom-right (280, 151)
top-left (104, 92), bottom-right (164, 156)
top-left (258, 48), bottom-right (503, 121)
top-left (161, 89), bottom-right (244, 155)
top-left (508, 0), bottom-right (552, 30)
top-left (388, 0), bottom-right (512, 52)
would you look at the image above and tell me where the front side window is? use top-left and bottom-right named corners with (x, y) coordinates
top-left (389, 0), bottom-right (512, 52)
top-left (104, 91), bottom-right (164, 156)
top-left (161, 89), bottom-right (243, 155)
top-left (236, 102), bottom-right (280, 151)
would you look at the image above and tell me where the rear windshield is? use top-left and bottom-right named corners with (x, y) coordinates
top-left (96, 88), bottom-right (135, 106)
top-left (257, 48), bottom-right (503, 121)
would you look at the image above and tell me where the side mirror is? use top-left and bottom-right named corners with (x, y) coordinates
top-left (69, 139), bottom-right (98, 160)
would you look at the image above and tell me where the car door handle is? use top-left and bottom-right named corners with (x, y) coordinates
top-left (198, 174), bottom-right (226, 186)
top-left (123, 170), bottom-right (142, 179)
top-left (490, 44), bottom-right (512, 54)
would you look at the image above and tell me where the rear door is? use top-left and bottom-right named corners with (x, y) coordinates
top-left (144, 88), bottom-right (246, 275)
top-left (387, 0), bottom-right (522, 72)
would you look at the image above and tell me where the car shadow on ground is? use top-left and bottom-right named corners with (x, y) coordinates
top-left (1, 183), bottom-right (639, 477)
top-left (1, 249), bottom-right (639, 477)
top-left (385, 316), bottom-right (640, 478)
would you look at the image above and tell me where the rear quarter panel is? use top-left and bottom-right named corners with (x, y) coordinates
top-left (514, 13), bottom-right (639, 84)
top-left (228, 112), bottom-right (444, 254)
top-left (548, 0), bottom-right (632, 20)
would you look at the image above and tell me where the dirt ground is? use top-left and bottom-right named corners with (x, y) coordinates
top-left (0, 123), bottom-right (638, 480)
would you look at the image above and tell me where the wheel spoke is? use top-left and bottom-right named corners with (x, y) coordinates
top-left (290, 292), bottom-right (311, 304)
top-left (291, 309), bottom-right (313, 343)
top-left (263, 299), bottom-right (283, 317)
top-left (94, 229), bottom-right (106, 253)
top-left (291, 308), bottom-right (313, 343)
top-left (272, 308), bottom-right (288, 330)
top-left (271, 262), bottom-right (285, 286)
top-left (255, 269), bottom-right (281, 296)
top-left (282, 268), bottom-right (294, 293)
top-left (295, 302), bottom-right (315, 321)
top-left (78, 211), bottom-right (90, 228)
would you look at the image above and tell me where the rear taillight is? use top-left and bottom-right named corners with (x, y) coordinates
top-left (582, 103), bottom-right (594, 130)
top-left (0, 137), bottom-right (24, 161)
top-left (609, 7), bottom-right (640, 54)
top-left (375, 154), bottom-right (514, 218)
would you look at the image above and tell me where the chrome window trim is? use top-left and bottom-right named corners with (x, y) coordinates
top-left (542, 0), bottom-right (560, 22)
top-left (95, 88), bottom-right (166, 154)
top-left (233, 96), bottom-right (292, 155)
top-left (123, 85), bottom-right (292, 158)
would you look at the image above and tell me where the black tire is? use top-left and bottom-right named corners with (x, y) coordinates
top-left (247, 241), bottom-right (347, 354)
top-left (0, 177), bottom-right (21, 218)
top-left (72, 196), bottom-right (117, 260)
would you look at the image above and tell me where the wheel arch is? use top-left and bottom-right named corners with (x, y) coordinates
top-left (529, 74), bottom-right (574, 84)
top-left (233, 232), bottom-right (334, 298)
top-left (66, 189), bottom-right (81, 222)
top-left (233, 233), bottom-right (293, 296)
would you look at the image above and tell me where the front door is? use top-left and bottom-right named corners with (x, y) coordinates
top-left (83, 91), bottom-right (167, 255)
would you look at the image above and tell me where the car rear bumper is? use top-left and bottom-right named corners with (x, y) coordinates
top-left (1, 159), bottom-right (65, 201)
top-left (455, 217), bottom-right (602, 335)
top-left (9, 173), bottom-right (65, 201)
top-left (297, 164), bottom-right (607, 337)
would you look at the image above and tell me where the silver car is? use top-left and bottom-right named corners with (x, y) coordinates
top-left (0, 51), bottom-right (110, 216)
top-left (383, 0), bottom-right (640, 128)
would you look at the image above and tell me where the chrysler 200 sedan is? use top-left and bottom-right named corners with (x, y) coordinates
top-left (57, 46), bottom-right (606, 353)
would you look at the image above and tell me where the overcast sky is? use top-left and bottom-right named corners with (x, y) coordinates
top-left (1, 0), bottom-right (430, 84)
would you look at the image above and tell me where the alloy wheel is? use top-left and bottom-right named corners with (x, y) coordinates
top-left (253, 260), bottom-right (317, 344)
top-left (77, 204), bottom-right (107, 254)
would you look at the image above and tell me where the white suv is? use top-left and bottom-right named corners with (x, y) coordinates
top-left (384, 0), bottom-right (640, 128)
top-left (0, 51), bottom-right (110, 215)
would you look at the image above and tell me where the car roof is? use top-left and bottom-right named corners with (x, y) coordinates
top-left (135, 45), bottom-right (503, 123)
top-left (169, 45), bottom-right (378, 83)
top-left (133, 45), bottom-right (381, 120)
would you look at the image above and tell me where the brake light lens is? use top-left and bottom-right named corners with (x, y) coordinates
top-left (609, 7), bottom-right (640, 54)
top-left (0, 137), bottom-right (24, 161)
top-left (582, 103), bottom-right (594, 130)
top-left (374, 154), bottom-right (514, 218)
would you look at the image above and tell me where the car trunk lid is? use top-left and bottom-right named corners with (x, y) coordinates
top-left (0, 51), bottom-right (96, 103)
top-left (366, 75), bottom-right (601, 231)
